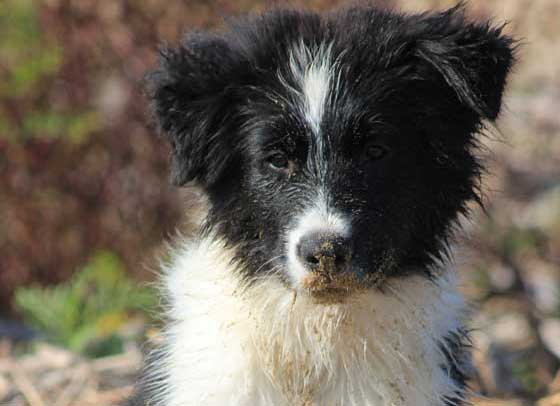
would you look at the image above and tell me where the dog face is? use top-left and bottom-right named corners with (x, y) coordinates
top-left (148, 5), bottom-right (513, 300)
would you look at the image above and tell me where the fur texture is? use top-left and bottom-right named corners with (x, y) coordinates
top-left (137, 232), bottom-right (469, 406)
top-left (130, 3), bottom-right (514, 406)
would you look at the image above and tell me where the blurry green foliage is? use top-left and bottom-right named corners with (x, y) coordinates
top-left (499, 226), bottom-right (542, 258)
top-left (0, 0), bottom-right (62, 97)
top-left (14, 251), bottom-right (156, 357)
top-left (511, 355), bottom-right (543, 396)
top-left (471, 264), bottom-right (492, 294)
top-left (22, 110), bottom-right (99, 143)
top-left (480, 217), bottom-right (543, 259)
top-left (0, 108), bottom-right (13, 135)
top-left (0, 0), bottom-right (98, 143)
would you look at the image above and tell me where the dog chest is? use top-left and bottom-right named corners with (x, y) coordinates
top-left (157, 237), bottom-right (467, 406)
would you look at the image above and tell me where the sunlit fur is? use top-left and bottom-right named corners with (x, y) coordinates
top-left (130, 4), bottom-right (514, 406)
top-left (140, 231), bottom-right (467, 406)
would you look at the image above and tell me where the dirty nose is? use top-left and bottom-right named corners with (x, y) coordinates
top-left (296, 232), bottom-right (351, 272)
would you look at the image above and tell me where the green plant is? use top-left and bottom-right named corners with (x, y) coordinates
top-left (0, 0), bottom-right (62, 98)
top-left (0, 0), bottom-right (99, 144)
top-left (14, 251), bottom-right (156, 357)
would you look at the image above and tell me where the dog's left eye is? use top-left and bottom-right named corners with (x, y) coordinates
top-left (365, 143), bottom-right (390, 161)
top-left (265, 153), bottom-right (290, 171)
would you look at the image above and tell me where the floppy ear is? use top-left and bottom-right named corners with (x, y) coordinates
top-left (146, 34), bottom-right (246, 186)
top-left (414, 5), bottom-right (515, 120)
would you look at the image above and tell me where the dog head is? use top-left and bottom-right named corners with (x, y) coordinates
top-left (147, 5), bottom-right (514, 300)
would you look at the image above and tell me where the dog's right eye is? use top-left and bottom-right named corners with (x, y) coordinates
top-left (265, 153), bottom-right (290, 171)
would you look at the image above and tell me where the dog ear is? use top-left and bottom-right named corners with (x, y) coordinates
top-left (414, 5), bottom-right (515, 121)
top-left (146, 34), bottom-right (246, 186)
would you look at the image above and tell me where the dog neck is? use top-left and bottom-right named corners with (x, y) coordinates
top-left (153, 232), bottom-right (467, 406)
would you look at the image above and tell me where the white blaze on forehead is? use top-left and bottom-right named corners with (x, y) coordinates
top-left (286, 193), bottom-right (350, 287)
top-left (287, 42), bottom-right (335, 134)
top-left (282, 42), bottom-right (346, 285)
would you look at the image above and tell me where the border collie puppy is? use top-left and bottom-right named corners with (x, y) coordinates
top-left (130, 4), bottom-right (514, 406)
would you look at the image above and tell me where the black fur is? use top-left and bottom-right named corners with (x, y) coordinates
top-left (135, 4), bottom-right (514, 405)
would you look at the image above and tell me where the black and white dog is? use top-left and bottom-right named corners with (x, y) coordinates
top-left (130, 4), bottom-right (514, 405)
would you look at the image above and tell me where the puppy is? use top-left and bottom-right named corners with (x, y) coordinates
top-left (129, 4), bottom-right (514, 406)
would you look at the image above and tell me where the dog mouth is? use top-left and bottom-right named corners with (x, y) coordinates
top-left (306, 286), bottom-right (353, 303)
top-left (299, 255), bottom-right (387, 303)
top-left (301, 266), bottom-right (364, 304)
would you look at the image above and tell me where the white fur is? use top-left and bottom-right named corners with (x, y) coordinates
top-left (286, 42), bottom-right (338, 185)
top-left (153, 233), bottom-right (467, 406)
top-left (286, 193), bottom-right (350, 286)
top-left (282, 43), bottom-right (349, 288)
top-left (287, 42), bottom-right (335, 135)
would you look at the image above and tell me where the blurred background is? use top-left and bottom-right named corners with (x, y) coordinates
top-left (0, 0), bottom-right (558, 405)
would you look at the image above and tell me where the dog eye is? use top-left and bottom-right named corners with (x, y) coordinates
top-left (265, 153), bottom-right (290, 171)
top-left (365, 144), bottom-right (390, 161)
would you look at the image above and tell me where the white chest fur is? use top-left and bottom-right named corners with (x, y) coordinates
top-left (153, 235), bottom-right (466, 406)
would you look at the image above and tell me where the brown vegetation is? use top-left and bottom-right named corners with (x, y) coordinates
top-left (1, 0), bottom-right (559, 404)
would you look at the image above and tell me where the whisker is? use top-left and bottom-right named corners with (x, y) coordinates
top-left (254, 255), bottom-right (283, 274)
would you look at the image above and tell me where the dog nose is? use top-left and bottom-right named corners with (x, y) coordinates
top-left (297, 233), bottom-right (351, 272)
